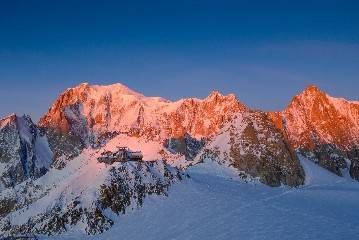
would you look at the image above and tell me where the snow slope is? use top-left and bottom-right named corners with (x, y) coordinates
top-left (46, 156), bottom-right (359, 240)
top-left (0, 145), bottom-right (182, 236)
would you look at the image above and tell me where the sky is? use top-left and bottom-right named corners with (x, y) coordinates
top-left (0, 0), bottom-right (358, 120)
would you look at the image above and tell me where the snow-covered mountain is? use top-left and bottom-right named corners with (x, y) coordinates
top-left (268, 85), bottom-right (359, 180)
top-left (38, 82), bottom-right (246, 142)
top-left (38, 82), bottom-right (304, 186)
top-left (0, 82), bottom-right (358, 238)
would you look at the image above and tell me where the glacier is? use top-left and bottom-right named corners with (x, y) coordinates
top-left (46, 155), bottom-right (359, 240)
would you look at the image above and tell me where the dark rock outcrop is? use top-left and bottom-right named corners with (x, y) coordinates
top-left (200, 111), bottom-right (305, 187)
top-left (164, 133), bottom-right (206, 161)
top-left (0, 114), bottom-right (53, 188)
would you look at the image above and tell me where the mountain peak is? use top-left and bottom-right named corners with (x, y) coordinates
top-left (1, 113), bottom-right (17, 120)
top-left (206, 90), bottom-right (238, 102)
top-left (69, 82), bottom-right (90, 91)
top-left (69, 82), bottom-right (142, 97)
top-left (302, 84), bottom-right (323, 94)
top-left (207, 90), bottom-right (223, 99)
top-left (279, 82), bottom-right (359, 151)
top-left (79, 82), bottom-right (90, 87)
top-left (289, 84), bottom-right (327, 106)
top-left (0, 113), bottom-right (18, 128)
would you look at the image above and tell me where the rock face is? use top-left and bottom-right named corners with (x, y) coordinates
top-left (0, 114), bottom-right (53, 188)
top-left (164, 133), bottom-right (206, 161)
top-left (198, 111), bottom-right (305, 187)
top-left (39, 127), bottom-right (85, 169)
top-left (268, 85), bottom-right (359, 180)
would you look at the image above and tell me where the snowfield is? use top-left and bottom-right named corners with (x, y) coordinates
top-left (46, 155), bottom-right (359, 240)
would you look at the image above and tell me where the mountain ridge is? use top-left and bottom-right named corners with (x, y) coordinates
top-left (0, 82), bottom-right (358, 237)
top-left (267, 84), bottom-right (359, 179)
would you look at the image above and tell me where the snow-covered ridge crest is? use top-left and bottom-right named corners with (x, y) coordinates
top-left (39, 82), bottom-right (246, 140)
top-left (0, 113), bottom-right (17, 129)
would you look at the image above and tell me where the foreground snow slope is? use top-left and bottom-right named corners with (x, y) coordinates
top-left (49, 156), bottom-right (359, 240)
top-left (0, 145), bottom-right (182, 236)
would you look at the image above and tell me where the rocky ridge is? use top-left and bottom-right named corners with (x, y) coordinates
top-left (196, 111), bottom-right (305, 186)
top-left (268, 85), bottom-right (359, 179)
top-left (0, 114), bottom-right (52, 189)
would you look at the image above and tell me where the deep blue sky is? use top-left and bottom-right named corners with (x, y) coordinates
top-left (0, 0), bottom-right (358, 120)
